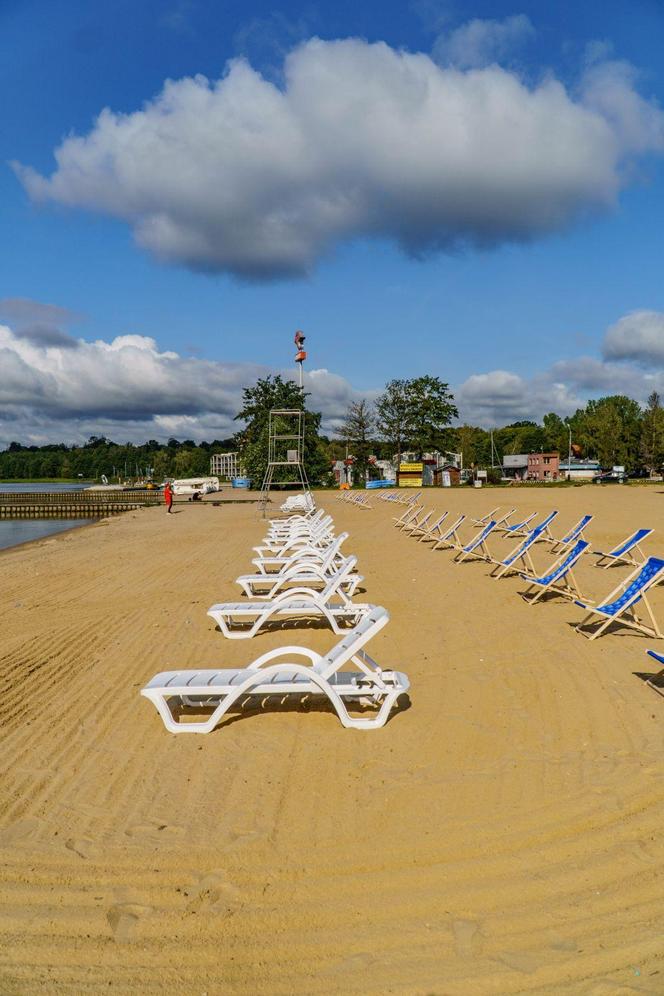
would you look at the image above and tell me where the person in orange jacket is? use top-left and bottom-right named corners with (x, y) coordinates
top-left (164, 481), bottom-right (174, 513)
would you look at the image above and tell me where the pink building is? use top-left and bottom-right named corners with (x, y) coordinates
top-left (527, 452), bottom-right (560, 481)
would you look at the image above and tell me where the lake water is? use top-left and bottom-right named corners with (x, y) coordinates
top-left (0, 482), bottom-right (94, 552)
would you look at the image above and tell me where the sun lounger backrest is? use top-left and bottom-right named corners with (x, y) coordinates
top-left (597, 557), bottom-right (664, 615)
top-left (320, 556), bottom-right (358, 599)
top-left (537, 539), bottom-right (588, 584)
top-left (315, 606), bottom-right (390, 678)
top-left (609, 528), bottom-right (653, 557)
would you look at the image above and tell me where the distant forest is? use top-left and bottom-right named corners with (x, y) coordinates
top-left (1, 389), bottom-right (663, 482)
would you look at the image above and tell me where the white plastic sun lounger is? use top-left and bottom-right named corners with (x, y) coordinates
top-left (417, 511), bottom-right (449, 543)
top-left (519, 539), bottom-right (589, 604)
top-left (592, 528), bottom-right (653, 569)
top-left (208, 570), bottom-right (373, 638)
top-left (430, 514), bottom-right (465, 551)
top-left (236, 556), bottom-right (363, 599)
top-left (251, 532), bottom-right (348, 574)
top-left (574, 556), bottom-right (664, 640)
top-left (490, 526), bottom-right (543, 579)
top-left (264, 510), bottom-right (329, 538)
top-left (143, 607), bottom-right (409, 734)
top-left (254, 521), bottom-right (335, 557)
top-left (453, 520), bottom-right (497, 564)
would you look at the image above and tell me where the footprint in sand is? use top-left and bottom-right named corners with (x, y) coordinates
top-left (497, 950), bottom-right (540, 974)
top-left (452, 919), bottom-right (484, 958)
top-left (182, 870), bottom-right (241, 915)
top-left (65, 836), bottom-right (95, 859)
top-left (107, 903), bottom-right (152, 942)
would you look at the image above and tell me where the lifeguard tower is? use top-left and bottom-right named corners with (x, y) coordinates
top-left (258, 331), bottom-right (312, 514)
top-left (259, 409), bottom-right (310, 514)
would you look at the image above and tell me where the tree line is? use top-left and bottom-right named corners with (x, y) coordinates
top-left (339, 386), bottom-right (664, 479)
top-left (0, 378), bottom-right (662, 483)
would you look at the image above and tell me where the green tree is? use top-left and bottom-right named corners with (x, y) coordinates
top-left (340, 399), bottom-right (374, 485)
top-left (641, 391), bottom-right (664, 476)
top-left (374, 379), bottom-right (410, 467)
top-left (234, 375), bottom-right (328, 485)
top-left (406, 376), bottom-right (458, 458)
top-left (581, 396), bottom-right (642, 470)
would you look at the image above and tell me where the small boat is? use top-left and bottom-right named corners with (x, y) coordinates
top-left (171, 476), bottom-right (220, 496)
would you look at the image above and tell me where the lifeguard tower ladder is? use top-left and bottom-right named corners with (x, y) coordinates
top-left (259, 409), bottom-right (310, 515)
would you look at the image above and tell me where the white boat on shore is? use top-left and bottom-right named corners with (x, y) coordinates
top-left (171, 476), bottom-right (220, 496)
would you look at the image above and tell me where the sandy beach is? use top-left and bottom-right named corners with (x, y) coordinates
top-left (1, 485), bottom-right (664, 994)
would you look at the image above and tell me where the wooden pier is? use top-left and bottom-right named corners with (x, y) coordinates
top-left (0, 490), bottom-right (162, 519)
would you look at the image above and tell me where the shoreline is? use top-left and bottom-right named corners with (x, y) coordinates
top-left (0, 515), bottom-right (102, 556)
top-left (1, 489), bottom-right (664, 992)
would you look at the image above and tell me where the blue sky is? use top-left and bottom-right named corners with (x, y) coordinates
top-left (1, 0), bottom-right (664, 443)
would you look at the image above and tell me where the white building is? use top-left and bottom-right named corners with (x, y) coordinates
top-left (558, 459), bottom-right (601, 480)
top-left (210, 452), bottom-right (238, 479)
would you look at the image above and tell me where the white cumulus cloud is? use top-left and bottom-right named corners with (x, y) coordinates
top-left (0, 320), bottom-right (365, 446)
top-left (603, 310), bottom-right (664, 366)
top-left (14, 37), bottom-right (664, 280)
top-left (433, 14), bottom-right (535, 69)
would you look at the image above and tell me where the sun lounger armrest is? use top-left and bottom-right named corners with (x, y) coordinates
top-left (270, 587), bottom-right (322, 603)
top-left (251, 647), bottom-right (322, 668)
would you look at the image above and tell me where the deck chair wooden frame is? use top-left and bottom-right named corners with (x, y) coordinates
top-left (393, 504), bottom-right (423, 529)
top-left (645, 649), bottom-right (664, 697)
top-left (405, 509), bottom-right (433, 537)
top-left (453, 521), bottom-right (497, 564)
top-left (490, 527), bottom-right (542, 579)
top-left (549, 514), bottom-right (593, 553)
top-left (593, 529), bottom-right (653, 570)
top-left (472, 506), bottom-right (500, 527)
top-left (418, 511), bottom-right (449, 543)
top-left (431, 514), bottom-right (466, 552)
top-left (519, 539), bottom-right (589, 604)
top-left (574, 557), bottom-right (664, 641)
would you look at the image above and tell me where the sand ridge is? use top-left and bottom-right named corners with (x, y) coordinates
top-left (1, 486), bottom-right (664, 993)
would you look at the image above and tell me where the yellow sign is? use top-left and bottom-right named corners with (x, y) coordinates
top-left (398, 462), bottom-right (423, 487)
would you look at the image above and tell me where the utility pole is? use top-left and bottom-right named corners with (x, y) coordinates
top-left (294, 330), bottom-right (306, 390)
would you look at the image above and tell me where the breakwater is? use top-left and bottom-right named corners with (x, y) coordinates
top-left (0, 490), bottom-right (162, 518)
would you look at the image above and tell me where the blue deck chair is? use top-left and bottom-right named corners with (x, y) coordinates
top-left (593, 528), bottom-right (653, 569)
top-left (508, 509), bottom-right (558, 541)
top-left (550, 514), bottom-right (593, 552)
top-left (520, 539), bottom-right (589, 604)
top-left (498, 511), bottom-right (537, 535)
top-left (472, 506), bottom-right (500, 527)
top-left (393, 503), bottom-right (422, 529)
top-left (575, 557), bottom-right (664, 641)
top-left (645, 649), bottom-right (664, 696)
top-left (405, 509), bottom-right (433, 537)
top-left (454, 520), bottom-right (497, 564)
top-left (431, 514), bottom-right (465, 551)
top-left (490, 526), bottom-right (544, 579)
top-left (418, 511), bottom-right (449, 543)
